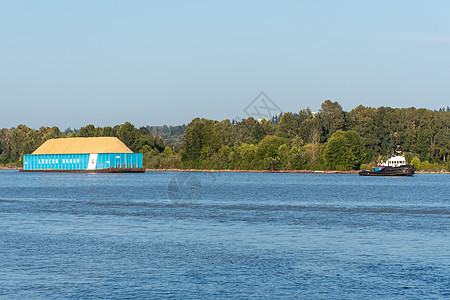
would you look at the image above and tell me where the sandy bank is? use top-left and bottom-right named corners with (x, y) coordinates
top-left (146, 168), bottom-right (359, 174)
top-left (0, 166), bottom-right (21, 170)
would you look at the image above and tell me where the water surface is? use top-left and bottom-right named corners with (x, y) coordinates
top-left (0, 170), bottom-right (448, 299)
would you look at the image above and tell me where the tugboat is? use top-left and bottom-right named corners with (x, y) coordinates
top-left (359, 141), bottom-right (415, 176)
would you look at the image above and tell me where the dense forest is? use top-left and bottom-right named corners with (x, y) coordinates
top-left (1, 101), bottom-right (449, 171)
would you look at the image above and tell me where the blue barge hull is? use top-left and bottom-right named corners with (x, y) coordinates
top-left (22, 153), bottom-right (144, 172)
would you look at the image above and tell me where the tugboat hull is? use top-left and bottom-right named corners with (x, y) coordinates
top-left (359, 165), bottom-right (415, 176)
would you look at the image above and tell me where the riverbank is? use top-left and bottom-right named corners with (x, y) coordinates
top-left (0, 166), bottom-right (21, 170)
top-left (2, 166), bottom-right (448, 174)
top-left (147, 169), bottom-right (356, 174)
top-left (415, 170), bottom-right (450, 174)
top-left (147, 168), bottom-right (449, 174)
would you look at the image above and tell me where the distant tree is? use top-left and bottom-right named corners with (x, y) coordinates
top-left (271, 113), bottom-right (282, 126)
top-left (0, 128), bottom-right (13, 162)
top-left (235, 118), bottom-right (266, 144)
top-left (162, 146), bottom-right (173, 156)
top-left (79, 124), bottom-right (102, 137)
top-left (322, 130), bottom-right (366, 170)
top-left (101, 126), bottom-right (116, 137)
top-left (0, 103), bottom-right (448, 171)
top-left (411, 157), bottom-right (421, 168)
top-left (298, 117), bottom-right (322, 164)
top-left (346, 105), bottom-right (379, 161)
top-left (138, 126), bottom-right (151, 136)
top-left (10, 125), bottom-right (41, 160)
top-left (182, 118), bottom-right (220, 162)
top-left (318, 100), bottom-right (346, 140)
top-left (289, 145), bottom-right (308, 170)
top-left (434, 110), bottom-right (449, 163)
top-left (260, 119), bottom-right (275, 136)
top-left (117, 122), bottom-right (140, 152)
top-left (277, 144), bottom-right (290, 168)
top-left (215, 119), bottom-right (235, 146)
top-left (63, 127), bottom-right (75, 135)
top-left (298, 108), bottom-right (314, 124)
top-left (217, 145), bottom-right (233, 168)
top-left (40, 126), bottom-right (63, 142)
top-left (147, 125), bottom-right (186, 146)
top-left (276, 112), bottom-right (299, 139)
top-left (256, 136), bottom-right (286, 160)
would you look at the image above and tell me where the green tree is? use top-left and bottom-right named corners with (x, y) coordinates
top-left (276, 112), bottom-right (299, 139)
top-left (162, 146), bottom-right (173, 156)
top-left (102, 126), bottom-right (116, 137)
top-left (256, 135), bottom-right (287, 169)
top-left (410, 157), bottom-right (420, 168)
top-left (236, 143), bottom-right (257, 169)
top-left (347, 105), bottom-right (379, 161)
top-left (256, 136), bottom-right (286, 160)
top-left (79, 124), bottom-right (102, 137)
top-left (215, 119), bottom-right (235, 146)
top-left (260, 119), bottom-right (275, 136)
top-left (318, 100), bottom-right (346, 140)
top-left (40, 126), bottom-right (63, 142)
top-left (10, 125), bottom-right (41, 161)
top-left (182, 118), bottom-right (220, 163)
top-left (322, 130), bottom-right (366, 170)
top-left (289, 145), bottom-right (308, 170)
top-left (277, 144), bottom-right (290, 168)
top-left (298, 108), bottom-right (314, 124)
top-left (235, 118), bottom-right (266, 144)
top-left (0, 128), bottom-right (13, 163)
top-left (299, 117), bottom-right (322, 164)
top-left (217, 145), bottom-right (233, 168)
top-left (117, 122), bottom-right (140, 152)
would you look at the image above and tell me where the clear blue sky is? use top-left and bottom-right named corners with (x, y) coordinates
top-left (1, 0), bottom-right (449, 129)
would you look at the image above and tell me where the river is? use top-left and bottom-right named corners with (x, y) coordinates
top-left (0, 170), bottom-right (448, 299)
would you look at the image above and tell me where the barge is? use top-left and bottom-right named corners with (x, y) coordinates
top-left (21, 137), bottom-right (145, 173)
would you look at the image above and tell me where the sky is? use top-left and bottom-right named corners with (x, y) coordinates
top-left (1, 0), bottom-right (449, 129)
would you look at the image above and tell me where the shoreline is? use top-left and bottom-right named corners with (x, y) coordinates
top-left (146, 168), bottom-right (359, 174)
top-left (1, 166), bottom-right (448, 174)
top-left (145, 168), bottom-right (449, 174)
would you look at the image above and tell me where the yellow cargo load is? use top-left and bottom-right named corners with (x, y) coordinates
top-left (32, 137), bottom-right (133, 155)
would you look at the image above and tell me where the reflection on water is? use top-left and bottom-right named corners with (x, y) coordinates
top-left (0, 170), bottom-right (449, 298)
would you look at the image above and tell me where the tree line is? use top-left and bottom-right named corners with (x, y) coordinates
top-left (1, 101), bottom-right (449, 171)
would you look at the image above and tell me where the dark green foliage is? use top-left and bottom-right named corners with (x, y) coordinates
top-left (101, 126), bottom-right (116, 137)
top-left (10, 125), bottom-right (41, 162)
top-left (276, 112), bottom-right (299, 139)
top-left (40, 126), bottom-right (63, 142)
top-left (322, 130), bottom-right (366, 170)
top-left (0, 122), bottom-right (167, 166)
top-left (234, 143), bottom-right (258, 169)
top-left (215, 120), bottom-right (235, 146)
top-left (79, 124), bottom-right (102, 137)
top-left (116, 122), bottom-right (140, 152)
top-left (298, 108), bottom-right (314, 124)
top-left (318, 100), bottom-right (346, 140)
top-left (0, 101), bottom-right (449, 171)
top-left (235, 118), bottom-right (266, 144)
top-left (182, 118), bottom-right (220, 164)
top-left (147, 124), bottom-right (186, 146)
top-left (256, 136), bottom-right (288, 170)
top-left (346, 105), bottom-right (449, 165)
top-left (256, 136), bottom-right (287, 160)
top-left (299, 117), bottom-right (322, 144)
top-left (289, 145), bottom-right (308, 170)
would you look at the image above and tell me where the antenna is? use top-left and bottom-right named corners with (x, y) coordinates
top-left (392, 132), bottom-right (398, 156)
